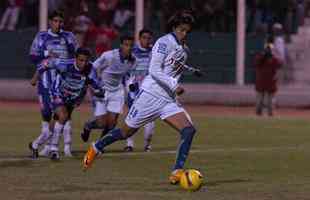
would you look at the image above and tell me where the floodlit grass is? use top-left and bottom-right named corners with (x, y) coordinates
top-left (0, 105), bottom-right (310, 200)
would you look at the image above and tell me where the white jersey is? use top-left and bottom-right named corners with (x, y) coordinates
top-left (93, 49), bottom-right (136, 92)
top-left (141, 33), bottom-right (189, 102)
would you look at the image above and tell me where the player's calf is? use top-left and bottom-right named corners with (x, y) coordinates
top-left (28, 142), bottom-right (39, 159)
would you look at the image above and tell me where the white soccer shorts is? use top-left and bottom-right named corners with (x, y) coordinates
top-left (94, 88), bottom-right (125, 116)
top-left (125, 90), bottom-right (192, 128)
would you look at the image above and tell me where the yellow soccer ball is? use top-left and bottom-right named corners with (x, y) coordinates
top-left (179, 169), bottom-right (203, 192)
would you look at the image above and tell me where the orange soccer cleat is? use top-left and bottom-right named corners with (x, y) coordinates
top-left (83, 144), bottom-right (98, 171)
top-left (169, 169), bottom-right (185, 185)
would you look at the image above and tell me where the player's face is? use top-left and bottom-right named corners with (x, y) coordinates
top-left (50, 16), bottom-right (64, 33)
top-left (174, 24), bottom-right (192, 43)
top-left (120, 40), bottom-right (134, 57)
top-left (139, 33), bottom-right (152, 48)
top-left (76, 54), bottom-right (89, 71)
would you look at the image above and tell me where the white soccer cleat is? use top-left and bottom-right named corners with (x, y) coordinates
top-left (64, 150), bottom-right (73, 157)
top-left (50, 151), bottom-right (60, 161)
top-left (64, 146), bottom-right (73, 157)
top-left (39, 145), bottom-right (50, 157)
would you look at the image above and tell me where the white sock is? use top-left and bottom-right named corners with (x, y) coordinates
top-left (64, 144), bottom-right (71, 154)
top-left (50, 122), bottom-right (64, 152)
top-left (63, 120), bottom-right (72, 152)
top-left (32, 121), bottom-right (51, 149)
top-left (126, 135), bottom-right (134, 147)
top-left (144, 121), bottom-right (155, 147)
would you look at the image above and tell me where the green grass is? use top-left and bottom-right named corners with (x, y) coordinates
top-left (0, 105), bottom-right (310, 200)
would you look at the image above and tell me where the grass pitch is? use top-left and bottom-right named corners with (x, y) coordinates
top-left (0, 104), bottom-right (310, 200)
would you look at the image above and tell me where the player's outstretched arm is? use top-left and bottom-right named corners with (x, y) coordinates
top-left (30, 71), bottom-right (39, 86)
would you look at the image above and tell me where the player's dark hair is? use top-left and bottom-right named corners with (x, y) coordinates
top-left (120, 35), bottom-right (134, 44)
top-left (168, 10), bottom-right (195, 31)
top-left (139, 29), bottom-right (153, 38)
top-left (75, 48), bottom-right (91, 58)
top-left (49, 10), bottom-right (64, 20)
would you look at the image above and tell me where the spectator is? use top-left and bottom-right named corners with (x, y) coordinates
top-left (157, 0), bottom-right (177, 32)
top-left (297, 0), bottom-right (305, 26)
top-left (254, 37), bottom-right (282, 116)
top-left (97, 0), bottom-right (119, 21)
top-left (72, 0), bottom-right (93, 46)
top-left (48, 0), bottom-right (62, 15)
top-left (0, 0), bottom-right (24, 31)
top-left (73, 11), bottom-right (93, 47)
top-left (23, 0), bottom-right (38, 27)
top-left (272, 23), bottom-right (287, 64)
top-left (113, 3), bottom-right (133, 29)
top-left (84, 20), bottom-right (118, 57)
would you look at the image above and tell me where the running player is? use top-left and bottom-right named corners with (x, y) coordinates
top-left (124, 29), bottom-right (155, 152)
top-left (83, 11), bottom-right (197, 185)
top-left (28, 10), bottom-right (77, 158)
top-left (39, 48), bottom-right (104, 160)
top-left (80, 35), bottom-right (136, 143)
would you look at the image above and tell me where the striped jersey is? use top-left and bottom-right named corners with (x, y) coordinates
top-left (129, 44), bottom-right (152, 84)
top-left (29, 29), bottom-right (77, 94)
top-left (38, 59), bottom-right (100, 105)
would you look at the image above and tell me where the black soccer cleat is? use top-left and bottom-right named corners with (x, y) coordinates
top-left (28, 142), bottom-right (38, 159)
top-left (50, 151), bottom-right (60, 161)
top-left (81, 128), bottom-right (91, 142)
top-left (123, 146), bottom-right (134, 152)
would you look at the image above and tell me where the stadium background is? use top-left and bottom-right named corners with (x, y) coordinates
top-left (1, 1), bottom-right (310, 199)
top-left (0, 0), bottom-right (309, 105)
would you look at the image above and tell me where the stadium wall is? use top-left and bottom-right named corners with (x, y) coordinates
top-left (1, 79), bottom-right (310, 108)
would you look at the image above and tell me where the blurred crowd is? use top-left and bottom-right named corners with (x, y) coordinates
top-left (0, 0), bottom-right (309, 54)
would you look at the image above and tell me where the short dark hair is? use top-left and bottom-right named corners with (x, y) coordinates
top-left (139, 29), bottom-right (153, 38)
top-left (168, 10), bottom-right (195, 30)
top-left (49, 10), bottom-right (64, 20)
top-left (75, 48), bottom-right (91, 58)
top-left (120, 35), bottom-right (134, 44)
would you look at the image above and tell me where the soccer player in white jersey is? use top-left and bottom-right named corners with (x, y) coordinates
top-left (124, 29), bottom-right (154, 152)
top-left (83, 11), bottom-right (197, 185)
top-left (80, 35), bottom-right (136, 143)
top-left (28, 10), bottom-right (77, 159)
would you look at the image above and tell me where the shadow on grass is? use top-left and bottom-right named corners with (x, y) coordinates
top-left (0, 159), bottom-right (34, 168)
top-left (206, 178), bottom-right (252, 187)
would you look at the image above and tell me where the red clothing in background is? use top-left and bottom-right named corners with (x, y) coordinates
top-left (255, 53), bottom-right (282, 93)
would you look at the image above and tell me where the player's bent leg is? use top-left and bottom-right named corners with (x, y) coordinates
top-left (63, 120), bottom-right (73, 157)
top-left (143, 121), bottom-right (155, 152)
top-left (81, 116), bottom-right (106, 142)
top-left (50, 106), bottom-right (68, 160)
top-left (83, 124), bottom-right (138, 170)
top-left (164, 112), bottom-right (196, 184)
top-left (125, 136), bottom-right (134, 152)
top-left (29, 96), bottom-right (53, 159)
top-left (81, 99), bottom-right (108, 142)
top-left (100, 112), bottom-right (119, 139)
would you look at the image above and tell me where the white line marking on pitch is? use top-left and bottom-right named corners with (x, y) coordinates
top-left (0, 146), bottom-right (306, 162)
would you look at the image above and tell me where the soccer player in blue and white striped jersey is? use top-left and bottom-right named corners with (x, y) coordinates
top-left (28, 10), bottom-right (77, 159)
top-left (124, 29), bottom-right (155, 152)
top-left (38, 48), bottom-right (104, 160)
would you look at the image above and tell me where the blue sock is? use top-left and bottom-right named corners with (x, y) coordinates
top-left (95, 128), bottom-right (125, 152)
top-left (174, 126), bottom-right (196, 170)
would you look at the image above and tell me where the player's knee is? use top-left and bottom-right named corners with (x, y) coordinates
top-left (41, 110), bottom-right (52, 122)
top-left (96, 117), bottom-right (106, 127)
top-left (57, 113), bottom-right (68, 124)
top-left (63, 123), bottom-right (71, 133)
top-left (180, 126), bottom-right (196, 138)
